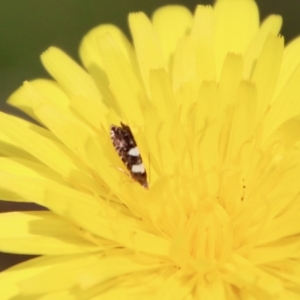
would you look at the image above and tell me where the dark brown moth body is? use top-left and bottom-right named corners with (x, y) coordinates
top-left (110, 123), bottom-right (148, 188)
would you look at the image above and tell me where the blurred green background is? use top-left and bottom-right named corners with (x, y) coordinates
top-left (0, 0), bottom-right (299, 271)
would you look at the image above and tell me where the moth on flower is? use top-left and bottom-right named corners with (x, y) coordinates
top-left (110, 123), bottom-right (148, 188)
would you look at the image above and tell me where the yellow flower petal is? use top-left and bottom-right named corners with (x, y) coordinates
top-left (80, 24), bottom-right (140, 78)
top-left (0, 112), bottom-right (97, 192)
top-left (149, 68), bottom-right (175, 121)
top-left (223, 254), bottom-right (283, 298)
top-left (0, 158), bottom-right (168, 256)
top-left (0, 157), bottom-right (64, 184)
top-left (250, 237), bottom-right (300, 264)
top-left (0, 255), bottom-right (77, 299)
top-left (191, 5), bottom-right (215, 82)
top-left (8, 79), bottom-right (69, 120)
top-left (219, 53), bottom-right (243, 109)
top-left (264, 63), bottom-right (300, 138)
top-left (18, 254), bottom-right (101, 295)
top-left (244, 14), bottom-right (282, 78)
top-left (0, 130), bottom-right (35, 161)
top-left (33, 103), bottom-right (98, 167)
top-left (0, 211), bottom-right (97, 254)
top-left (98, 33), bottom-right (146, 125)
top-left (214, 0), bottom-right (259, 75)
top-left (252, 34), bottom-right (284, 120)
top-left (276, 36), bottom-right (300, 96)
top-left (152, 5), bottom-right (193, 64)
top-left (44, 185), bottom-right (170, 256)
top-left (77, 256), bottom-right (161, 292)
top-left (224, 80), bottom-right (257, 164)
top-left (129, 12), bottom-right (166, 94)
top-left (39, 291), bottom-right (75, 300)
top-left (41, 47), bottom-right (108, 128)
top-left (172, 36), bottom-right (198, 96)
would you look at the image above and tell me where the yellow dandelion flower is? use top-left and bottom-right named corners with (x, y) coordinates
top-left (1, 0), bottom-right (300, 299)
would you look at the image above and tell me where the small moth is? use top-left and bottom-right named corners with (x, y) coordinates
top-left (110, 122), bottom-right (148, 188)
